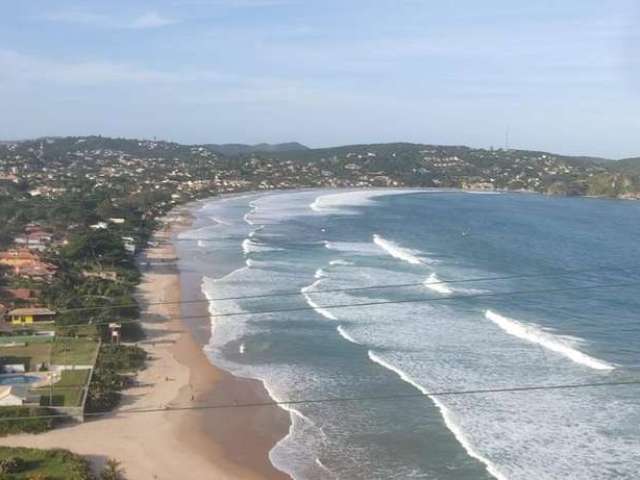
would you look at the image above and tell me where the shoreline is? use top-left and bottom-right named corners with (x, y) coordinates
top-left (0, 205), bottom-right (290, 480)
top-left (172, 204), bottom-right (291, 479)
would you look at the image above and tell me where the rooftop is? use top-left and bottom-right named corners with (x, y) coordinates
top-left (8, 308), bottom-right (56, 316)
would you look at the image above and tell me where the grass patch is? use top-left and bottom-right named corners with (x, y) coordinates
top-left (0, 336), bottom-right (53, 345)
top-left (0, 446), bottom-right (94, 479)
top-left (50, 339), bottom-right (98, 366)
top-left (0, 407), bottom-right (55, 437)
top-left (0, 338), bottom-right (98, 373)
top-left (55, 324), bottom-right (98, 338)
top-left (37, 370), bottom-right (90, 407)
top-left (0, 343), bottom-right (51, 372)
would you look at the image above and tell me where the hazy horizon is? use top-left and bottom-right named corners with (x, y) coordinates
top-left (2, 1), bottom-right (639, 158)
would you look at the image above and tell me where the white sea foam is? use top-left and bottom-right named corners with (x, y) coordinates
top-left (373, 234), bottom-right (427, 265)
top-left (243, 212), bottom-right (255, 225)
top-left (310, 191), bottom-right (376, 214)
top-left (243, 201), bottom-right (258, 226)
top-left (314, 458), bottom-right (335, 478)
top-left (314, 268), bottom-right (328, 279)
top-left (485, 310), bottom-right (614, 371)
top-left (248, 226), bottom-right (264, 238)
top-left (301, 282), bottom-right (337, 320)
top-left (241, 238), bottom-right (253, 254)
top-left (261, 379), bottom-right (315, 427)
top-left (242, 238), bottom-right (280, 255)
top-left (337, 325), bottom-right (361, 345)
top-left (310, 189), bottom-right (425, 215)
top-left (210, 216), bottom-right (231, 226)
top-left (324, 240), bottom-right (381, 256)
top-left (424, 273), bottom-right (453, 295)
top-left (465, 191), bottom-right (502, 195)
top-left (329, 259), bottom-right (354, 266)
top-left (368, 351), bottom-right (508, 480)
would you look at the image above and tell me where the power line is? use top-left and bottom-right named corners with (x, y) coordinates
top-left (47, 280), bottom-right (640, 331)
top-left (4, 379), bottom-right (640, 423)
top-left (58, 265), bottom-right (636, 314)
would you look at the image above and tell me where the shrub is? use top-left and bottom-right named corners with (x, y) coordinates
top-left (86, 345), bottom-right (146, 413)
top-left (0, 407), bottom-right (55, 436)
top-left (100, 458), bottom-right (124, 480)
top-left (0, 455), bottom-right (25, 473)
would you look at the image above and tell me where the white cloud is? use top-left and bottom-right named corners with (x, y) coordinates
top-left (0, 50), bottom-right (225, 86)
top-left (171, 0), bottom-right (295, 7)
top-left (128, 12), bottom-right (178, 29)
top-left (44, 10), bottom-right (178, 30)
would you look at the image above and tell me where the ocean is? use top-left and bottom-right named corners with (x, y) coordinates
top-left (177, 189), bottom-right (640, 480)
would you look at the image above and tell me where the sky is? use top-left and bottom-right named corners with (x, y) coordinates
top-left (1, 0), bottom-right (639, 158)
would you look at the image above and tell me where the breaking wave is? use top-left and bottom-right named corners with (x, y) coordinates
top-left (485, 310), bottom-right (614, 371)
top-left (368, 351), bottom-right (508, 480)
top-left (301, 282), bottom-right (337, 320)
top-left (424, 273), bottom-right (454, 295)
top-left (373, 234), bottom-right (427, 265)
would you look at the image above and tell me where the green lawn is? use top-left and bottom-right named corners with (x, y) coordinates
top-left (37, 370), bottom-right (91, 407)
top-left (0, 446), bottom-right (93, 479)
top-left (0, 335), bottom-right (53, 345)
top-left (55, 324), bottom-right (98, 338)
top-left (50, 338), bottom-right (99, 365)
top-left (0, 342), bottom-right (52, 371)
top-left (0, 337), bottom-right (98, 372)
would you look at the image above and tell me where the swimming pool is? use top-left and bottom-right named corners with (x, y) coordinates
top-left (0, 375), bottom-right (40, 386)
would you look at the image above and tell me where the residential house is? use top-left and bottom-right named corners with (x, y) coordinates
top-left (0, 288), bottom-right (37, 303)
top-left (0, 249), bottom-right (58, 280)
top-left (14, 230), bottom-right (53, 251)
top-left (82, 270), bottom-right (118, 281)
top-left (8, 307), bottom-right (57, 324)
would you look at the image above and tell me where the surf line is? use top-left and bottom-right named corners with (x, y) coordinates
top-left (485, 310), bottom-right (614, 371)
top-left (373, 234), bottom-right (430, 265)
top-left (368, 351), bottom-right (508, 480)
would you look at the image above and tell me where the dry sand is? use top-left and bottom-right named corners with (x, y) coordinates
top-left (0, 211), bottom-right (290, 480)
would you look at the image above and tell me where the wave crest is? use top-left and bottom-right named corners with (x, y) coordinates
top-left (301, 282), bottom-right (337, 320)
top-left (424, 273), bottom-right (453, 295)
top-left (373, 234), bottom-right (428, 265)
top-left (485, 310), bottom-right (614, 371)
top-left (367, 351), bottom-right (508, 480)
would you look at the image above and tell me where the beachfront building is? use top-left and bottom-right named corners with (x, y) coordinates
top-left (8, 307), bottom-right (57, 324)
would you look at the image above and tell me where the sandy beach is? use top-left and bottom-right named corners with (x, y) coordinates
top-left (0, 208), bottom-right (290, 480)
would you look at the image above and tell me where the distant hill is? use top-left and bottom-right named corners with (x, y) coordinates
top-left (205, 142), bottom-right (309, 156)
top-left (612, 157), bottom-right (640, 174)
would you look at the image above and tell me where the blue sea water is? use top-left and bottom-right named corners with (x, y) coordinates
top-left (178, 189), bottom-right (640, 480)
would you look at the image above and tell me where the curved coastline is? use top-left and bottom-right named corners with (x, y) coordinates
top-left (174, 201), bottom-right (292, 480)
